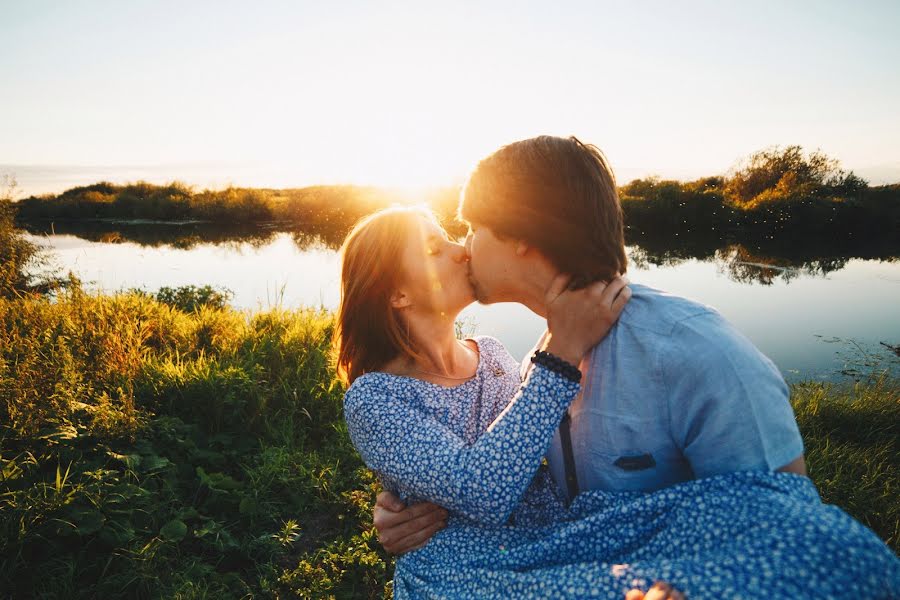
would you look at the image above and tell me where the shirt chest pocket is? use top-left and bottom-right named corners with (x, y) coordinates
top-left (574, 411), bottom-right (686, 492)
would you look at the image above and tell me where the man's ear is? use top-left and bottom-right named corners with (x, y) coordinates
top-left (390, 289), bottom-right (412, 309)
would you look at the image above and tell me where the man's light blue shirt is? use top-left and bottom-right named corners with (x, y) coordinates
top-left (525, 284), bottom-right (804, 498)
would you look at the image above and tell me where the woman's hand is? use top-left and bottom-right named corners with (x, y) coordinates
top-left (543, 275), bottom-right (631, 367)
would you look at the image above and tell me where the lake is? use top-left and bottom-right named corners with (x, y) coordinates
top-left (21, 222), bottom-right (900, 382)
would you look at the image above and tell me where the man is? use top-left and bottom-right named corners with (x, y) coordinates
top-left (373, 135), bottom-right (806, 555)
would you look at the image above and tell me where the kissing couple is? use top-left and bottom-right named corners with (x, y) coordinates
top-left (333, 136), bottom-right (899, 598)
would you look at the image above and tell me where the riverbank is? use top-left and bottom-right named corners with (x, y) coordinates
top-left (13, 178), bottom-right (900, 245)
top-left (1, 287), bottom-right (897, 598)
top-left (10, 144), bottom-right (900, 267)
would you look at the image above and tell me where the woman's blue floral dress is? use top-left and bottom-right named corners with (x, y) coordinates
top-left (344, 336), bottom-right (899, 599)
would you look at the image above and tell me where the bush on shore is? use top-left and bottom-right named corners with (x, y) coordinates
top-left (1, 176), bottom-right (56, 298)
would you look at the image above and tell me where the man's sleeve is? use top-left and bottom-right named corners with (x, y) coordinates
top-left (663, 313), bottom-right (804, 478)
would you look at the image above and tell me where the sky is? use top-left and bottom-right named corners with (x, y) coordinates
top-left (2, 0), bottom-right (899, 192)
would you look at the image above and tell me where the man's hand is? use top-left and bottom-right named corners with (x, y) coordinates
top-left (373, 491), bottom-right (448, 555)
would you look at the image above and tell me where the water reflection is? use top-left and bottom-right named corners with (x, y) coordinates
top-left (20, 219), bottom-right (897, 286)
top-left (20, 219), bottom-right (278, 249)
top-left (625, 226), bottom-right (897, 285)
top-left (712, 245), bottom-right (860, 285)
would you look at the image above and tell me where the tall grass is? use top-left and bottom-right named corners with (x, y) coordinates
top-left (0, 286), bottom-right (390, 598)
top-left (0, 286), bottom-right (897, 597)
top-left (791, 374), bottom-right (899, 549)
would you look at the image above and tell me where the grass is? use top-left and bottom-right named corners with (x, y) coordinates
top-left (0, 286), bottom-right (391, 598)
top-left (791, 374), bottom-right (899, 548)
top-left (0, 286), bottom-right (897, 598)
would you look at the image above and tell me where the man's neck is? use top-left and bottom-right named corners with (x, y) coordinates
top-left (512, 255), bottom-right (558, 318)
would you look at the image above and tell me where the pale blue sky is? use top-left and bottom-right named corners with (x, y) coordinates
top-left (2, 0), bottom-right (899, 188)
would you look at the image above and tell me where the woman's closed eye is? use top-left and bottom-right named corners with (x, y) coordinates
top-left (424, 231), bottom-right (451, 256)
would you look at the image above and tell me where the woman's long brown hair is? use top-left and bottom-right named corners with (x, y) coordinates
top-left (333, 205), bottom-right (436, 385)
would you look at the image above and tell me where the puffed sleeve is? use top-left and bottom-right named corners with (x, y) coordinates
top-left (343, 365), bottom-right (579, 526)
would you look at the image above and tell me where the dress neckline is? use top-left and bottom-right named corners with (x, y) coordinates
top-left (369, 337), bottom-right (485, 390)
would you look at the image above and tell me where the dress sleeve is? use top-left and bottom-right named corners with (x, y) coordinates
top-left (343, 365), bottom-right (580, 526)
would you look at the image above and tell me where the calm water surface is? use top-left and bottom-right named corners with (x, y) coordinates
top-left (25, 230), bottom-right (900, 381)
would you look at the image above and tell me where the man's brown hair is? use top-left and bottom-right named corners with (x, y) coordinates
top-left (458, 135), bottom-right (627, 286)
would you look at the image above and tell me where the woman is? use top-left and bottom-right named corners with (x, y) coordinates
top-left (335, 206), bottom-right (899, 599)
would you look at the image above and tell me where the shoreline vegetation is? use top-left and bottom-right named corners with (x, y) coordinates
top-left (0, 286), bottom-right (896, 598)
top-left (1, 146), bottom-right (898, 597)
top-left (9, 146), bottom-right (900, 255)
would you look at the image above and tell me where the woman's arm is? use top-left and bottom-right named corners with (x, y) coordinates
top-left (345, 364), bottom-right (579, 526)
top-left (360, 276), bottom-right (631, 535)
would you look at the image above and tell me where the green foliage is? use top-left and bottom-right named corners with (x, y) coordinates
top-left (154, 284), bottom-right (234, 312)
top-left (0, 287), bottom-right (390, 598)
top-left (16, 182), bottom-right (423, 232)
top-left (619, 148), bottom-right (898, 266)
top-left (725, 145), bottom-right (867, 205)
top-left (0, 175), bottom-right (56, 298)
top-left (0, 282), bottom-right (896, 597)
top-left (791, 373), bottom-right (899, 549)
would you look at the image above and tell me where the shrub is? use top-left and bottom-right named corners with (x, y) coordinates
top-left (0, 175), bottom-right (50, 298)
top-left (154, 284), bottom-right (233, 312)
top-left (724, 145), bottom-right (867, 205)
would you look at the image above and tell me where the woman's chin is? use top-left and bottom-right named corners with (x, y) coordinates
top-left (459, 289), bottom-right (477, 310)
